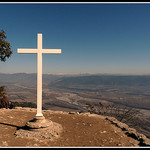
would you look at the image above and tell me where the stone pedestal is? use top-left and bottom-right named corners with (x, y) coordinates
top-left (26, 116), bottom-right (52, 130)
top-left (15, 116), bottom-right (63, 140)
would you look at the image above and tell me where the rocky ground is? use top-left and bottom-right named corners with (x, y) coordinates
top-left (0, 107), bottom-right (150, 147)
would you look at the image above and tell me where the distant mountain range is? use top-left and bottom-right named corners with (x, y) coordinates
top-left (1, 73), bottom-right (150, 87)
top-left (0, 73), bottom-right (62, 85)
top-left (49, 74), bottom-right (150, 88)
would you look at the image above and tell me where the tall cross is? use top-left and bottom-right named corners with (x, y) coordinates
top-left (18, 33), bottom-right (61, 117)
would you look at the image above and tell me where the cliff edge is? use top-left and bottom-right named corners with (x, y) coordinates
top-left (0, 107), bottom-right (149, 147)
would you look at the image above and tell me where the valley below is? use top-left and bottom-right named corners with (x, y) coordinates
top-left (0, 73), bottom-right (150, 139)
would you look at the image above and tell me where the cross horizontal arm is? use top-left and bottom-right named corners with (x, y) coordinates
top-left (42, 49), bottom-right (61, 54)
top-left (18, 49), bottom-right (37, 54)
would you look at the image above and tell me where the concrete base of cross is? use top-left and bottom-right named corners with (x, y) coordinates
top-left (15, 115), bottom-right (63, 140)
top-left (26, 116), bottom-right (53, 130)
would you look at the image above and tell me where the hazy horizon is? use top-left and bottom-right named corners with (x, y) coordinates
top-left (1, 71), bottom-right (150, 76)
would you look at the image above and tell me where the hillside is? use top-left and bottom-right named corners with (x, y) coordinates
top-left (0, 73), bottom-right (62, 86)
top-left (48, 75), bottom-right (150, 111)
top-left (0, 107), bottom-right (150, 147)
top-left (49, 75), bottom-right (150, 88)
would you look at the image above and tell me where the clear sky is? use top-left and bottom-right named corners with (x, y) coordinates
top-left (1, 2), bottom-right (150, 75)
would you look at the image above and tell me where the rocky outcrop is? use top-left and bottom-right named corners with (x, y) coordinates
top-left (105, 116), bottom-right (150, 146)
top-left (8, 107), bottom-right (150, 146)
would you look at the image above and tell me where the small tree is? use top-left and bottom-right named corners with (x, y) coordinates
top-left (0, 29), bottom-right (13, 62)
top-left (0, 29), bottom-right (13, 108)
top-left (0, 86), bottom-right (6, 97)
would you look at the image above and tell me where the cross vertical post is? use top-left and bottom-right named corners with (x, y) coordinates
top-left (37, 34), bottom-right (43, 116)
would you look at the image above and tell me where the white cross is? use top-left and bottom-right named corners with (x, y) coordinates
top-left (18, 33), bottom-right (61, 117)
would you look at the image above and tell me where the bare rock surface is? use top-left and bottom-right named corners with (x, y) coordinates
top-left (15, 121), bottom-right (62, 141)
top-left (0, 107), bottom-right (149, 147)
top-left (105, 116), bottom-right (150, 146)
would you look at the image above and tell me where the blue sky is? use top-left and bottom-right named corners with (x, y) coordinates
top-left (1, 3), bottom-right (150, 74)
